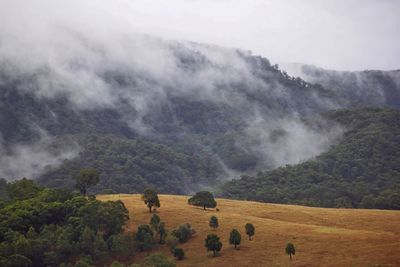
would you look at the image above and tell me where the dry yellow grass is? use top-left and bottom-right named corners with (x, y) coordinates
top-left (98, 194), bottom-right (400, 267)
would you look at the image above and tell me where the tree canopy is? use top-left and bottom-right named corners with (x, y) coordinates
top-left (142, 188), bottom-right (160, 213)
top-left (188, 191), bottom-right (217, 210)
top-left (75, 168), bottom-right (100, 196)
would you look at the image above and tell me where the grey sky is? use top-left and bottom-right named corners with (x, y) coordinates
top-left (0, 0), bottom-right (399, 70)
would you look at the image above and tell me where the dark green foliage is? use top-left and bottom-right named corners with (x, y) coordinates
top-left (142, 188), bottom-right (160, 213)
top-left (209, 216), bottom-right (219, 230)
top-left (188, 191), bottom-right (217, 210)
top-left (229, 229), bottom-right (241, 249)
top-left (158, 222), bottom-right (166, 244)
top-left (4, 254), bottom-right (32, 267)
top-left (38, 134), bottom-right (221, 194)
top-left (286, 243), bottom-right (296, 260)
top-left (75, 168), bottom-right (100, 196)
top-left (0, 179), bottom-right (129, 266)
top-left (245, 223), bottom-right (255, 241)
top-left (5, 178), bottom-right (43, 201)
top-left (172, 247), bottom-right (185, 260)
top-left (134, 225), bottom-right (154, 251)
top-left (204, 234), bottom-right (222, 257)
top-left (143, 253), bottom-right (176, 267)
top-left (150, 214), bottom-right (161, 228)
top-left (222, 108), bottom-right (400, 210)
top-left (172, 223), bottom-right (195, 243)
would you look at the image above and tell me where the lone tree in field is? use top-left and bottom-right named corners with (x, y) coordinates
top-left (229, 229), bottom-right (241, 249)
top-left (205, 234), bottom-right (222, 257)
top-left (209, 216), bottom-right (219, 230)
top-left (75, 168), bottom-right (100, 196)
top-left (188, 191), bottom-right (217, 210)
top-left (142, 188), bottom-right (160, 213)
top-left (245, 223), bottom-right (255, 240)
top-left (286, 243), bottom-right (296, 260)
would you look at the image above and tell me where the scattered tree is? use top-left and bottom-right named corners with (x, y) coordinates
top-left (75, 168), bottom-right (100, 196)
top-left (172, 247), bottom-right (185, 260)
top-left (150, 214), bottom-right (161, 230)
top-left (134, 225), bottom-right (154, 251)
top-left (209, 216), bottom-right (219, 230)
top-left (286, 243), bottom-right (296, 260)
top-left (205, 234), bottom-right (222, 257)
top-left (188, 191), bottom-right (217, 210)
top-left (229, 229), bottom-right (241, 249)
top-left (142, 188), bottom-right (160, 213)
top-left (245, 223), bottom-right (255, 240)
top-left (172, 223), bottom-right (195, 243)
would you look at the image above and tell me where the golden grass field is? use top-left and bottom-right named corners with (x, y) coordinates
top-left (98, 194), bottom-right (400, 267)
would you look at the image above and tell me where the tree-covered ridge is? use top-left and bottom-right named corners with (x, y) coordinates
top-left (221, 108), bottom-right (400, 209)
top-left (38, 134), bottom-right (221, 194)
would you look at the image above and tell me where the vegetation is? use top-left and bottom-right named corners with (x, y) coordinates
top-left (142, 253), bottom-right (175, 267)
top-left (209, 216), bottom-right (219, 230)
top-left (172, 223), bottom-right (195, 243)
top-left (205, 234), bottom-right (223, 257)
top-left (222, 108), bottom-right (400, 210)
top-left (286, 243), bottom-right (296, 260)
top-left (229, 229), bottom-right (241, 249)
top-left (134, 225), bottom-right (154, 251)
top-left (75, 168), bottom-right (100, 196)
top-left (245, 223), bottom-right (255, 241)
top-left (172, 247), bottom-right (185, 260)
top-left (0, 179), bottom-right (129, 266)
top-left (188, 191), bottom-right (217, 210)
top-left (142, 188), bottom-right (160, 213)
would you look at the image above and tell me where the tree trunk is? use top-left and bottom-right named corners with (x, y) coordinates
top-left (234, 244), bottom-right (237, 249)
top-left (290, 253), bottom-right (292, 260)
top-left (204, 205), bottom-right (206, 210)
top-left (213, 250), bottom-right (216, 257)
top-left (249, 235), bottom-right (251, 241)
top-left (149, 206), bottom-right (152, 213)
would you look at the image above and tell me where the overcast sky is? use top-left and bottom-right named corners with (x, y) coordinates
top-left (1, 0), bottom-right (399, 70)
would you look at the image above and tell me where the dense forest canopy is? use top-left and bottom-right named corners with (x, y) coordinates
top-left (221, 108), bottom-right (400, 209)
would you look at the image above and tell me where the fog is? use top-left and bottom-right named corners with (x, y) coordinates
top-left (0, 0), bottom-right (354, 181)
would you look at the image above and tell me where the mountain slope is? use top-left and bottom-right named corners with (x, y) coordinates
top-left (282, 63), bottom-right (400, 108)
top-left (221, 108), bottom-right (400, 209)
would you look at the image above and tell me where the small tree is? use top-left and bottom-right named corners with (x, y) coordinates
top-left (142, 188), bottom-right (160, 213)
top-left (150, 214), bottom-right (161, 229)
top-left (172, 223), bottom-right (195, 243)
top-left (135, 225), bottom-right (154, 251)
top-left (245, 223), bottom-right (255, 240)
top-left (209, 216), bottom-right (219, 230)
top-left (75, 168), bottom-right (100, 196)
top-left (229, 229), bottom-right (241, 249)
top-left (188, 191), bottom-right (217, 210)
top-left (205, 234), bottom-right (222, 257)
top-left (286, 243), bottom-right (296, 260)
top-left (173, 247), bottom-right (185, 260)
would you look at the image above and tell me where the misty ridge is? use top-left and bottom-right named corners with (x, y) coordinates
top-left (0, 9), bottom-right (399, 193)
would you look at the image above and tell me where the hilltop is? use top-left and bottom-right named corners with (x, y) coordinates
top-left (98, 194), bottom-right (400, 267)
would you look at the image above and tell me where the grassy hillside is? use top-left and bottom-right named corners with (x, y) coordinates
top-left (98, 194), bottom-right (400, 267)
top-left (221, 108), bottom-right (400, 209)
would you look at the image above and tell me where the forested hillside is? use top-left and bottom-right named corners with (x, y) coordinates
top-left (221, 108), bottom-right (400, 209)
top-left (1, 34), bottom-right (400, 198)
